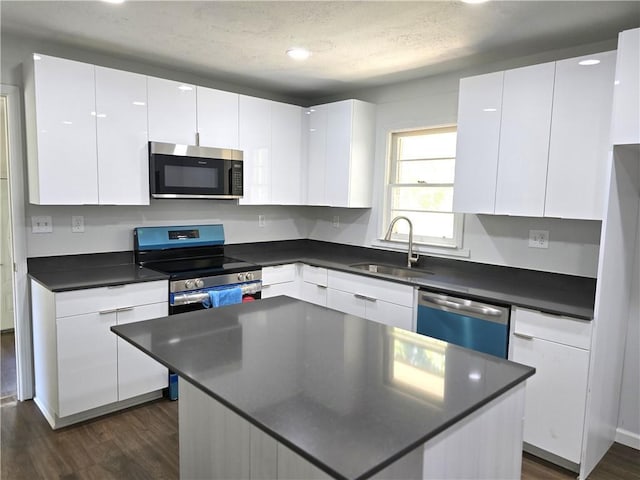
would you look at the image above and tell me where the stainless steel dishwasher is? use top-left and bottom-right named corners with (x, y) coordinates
top-left (416, 290), bottom-right (510, 358)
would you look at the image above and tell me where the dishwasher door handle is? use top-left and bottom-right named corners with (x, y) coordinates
top-left (420, 292), bottom-right (505, 318)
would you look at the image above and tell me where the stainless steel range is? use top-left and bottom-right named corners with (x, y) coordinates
top-left (134, 224), bottom-right (261, 314)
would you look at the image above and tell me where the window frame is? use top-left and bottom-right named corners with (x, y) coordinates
top-left (382, 125), bottom-right (464, 250)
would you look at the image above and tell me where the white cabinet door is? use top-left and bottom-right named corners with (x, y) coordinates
top-left (325, 100), bottom-right (353, 207)
top-left (366, 300), bottom-right (413, 331)
top-left (271, 102), bottom-right (303, 204)
top-left (196, 87), bottom-right (239, 149)
top-left (611, 28), bottom-right (640, 145)
top-left (30, 54), bottom-right (98, 204)
top-left (300, 283), bottom-right (328, 307)
top-left (117, 303), bottom-right (168, 401)
top-left (57, 311), bottom-right (118, 417)
top-left (239, 95), bottom-right (272, 205)
top-left (453, 71), bottom-right (504, 214)
top-left (511, 335), bottom-right (589, 464)
top-left (545, 51), bottom-right (616, 220)
top-left (306, 104), bottom-right (328, 205)
top-left (327, 288), bottom-right (366, 317)
top-left (495, 62), bottom-right (555, 216)
top-left (95, 66), bottom-right (149, 205)
top-left (147, 77), bottom-right (197, 145)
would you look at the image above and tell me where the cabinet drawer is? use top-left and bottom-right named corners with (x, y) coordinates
top-left (302, 265), bottom-right (328, 286)
top-left (300, 282), bottom-right (327, 307)
top-left (56, 280), bottom-right (168, 318)
top-left (328, 270), bottom-right (414, 307)
top-left (513, 307), bottom-right (592, 350)
top-left (262, 282), bottom-right (298, 299)
top-left (262, 264), bottom-right (298, 286)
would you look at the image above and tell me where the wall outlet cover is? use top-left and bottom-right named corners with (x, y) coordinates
top-left (332, 216), bottom-right (340, 228)
top-left (529, 229), bottom-right (549, 249)
top-left (72, 215), bottom-right (85, 233)
top-left (258, 215), bottom-right (265, 227)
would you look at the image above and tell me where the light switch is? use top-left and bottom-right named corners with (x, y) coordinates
top-left (31, 216), bottom-right (53, 233)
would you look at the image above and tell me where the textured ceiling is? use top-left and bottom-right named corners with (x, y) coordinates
top-left (1, 1), bottom-right (639, 99)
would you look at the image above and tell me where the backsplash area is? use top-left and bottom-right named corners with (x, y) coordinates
top-left (26, 201), bottom-right (601, 279)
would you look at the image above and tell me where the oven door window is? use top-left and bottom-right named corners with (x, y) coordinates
top-left (152, 154), bottom-right (228, 196)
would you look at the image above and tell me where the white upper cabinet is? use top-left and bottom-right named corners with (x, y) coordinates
top-left (25, 54), bottom-right (99, 204)
top-left (196, 87), bottom-right (239, 149)
top-left (95, 67), bottom-right (149, 205)
top-left (147, 77), bottom-right (197, 145)
top-left (25, 54), bottom-right (149, 205)
top-left (453, 71), bottom-right (504, 214)
top-left (495, 62), bottom-right (555, 217)
top-left (271, 102), bottom-right (303, 204)
top-left (545, 51), bottom-right (616, 220)
top-left (454, 52), bottom-right (616, 219)
top-left (611, 28), bottom-right (640, 145)
top-left (306, 104), bottom-right (329, 205)
top-left (238, 95), bottom-right (272, 205)
top-left (306, 100), bottom-right (376, 208)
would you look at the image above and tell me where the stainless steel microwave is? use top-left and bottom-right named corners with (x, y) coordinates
top-left (149, 141), bottom-right (243, 199)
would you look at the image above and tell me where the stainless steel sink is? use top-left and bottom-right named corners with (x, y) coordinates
top-left (350, 263), bottom-right (434, 280)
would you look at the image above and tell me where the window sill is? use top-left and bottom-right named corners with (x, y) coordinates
top-left (371, 239), bottom-right (470, 259)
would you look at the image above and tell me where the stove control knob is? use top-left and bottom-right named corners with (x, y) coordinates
top-left (246, 272), bottom-right (254, 281)
top-left (237, 273), bottom-right (246, 282)
top-left (185, 280), bottom-right (195, 289)
top-left (195, 279), bottom-right (204, 289)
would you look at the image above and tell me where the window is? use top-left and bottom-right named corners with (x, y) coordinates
top-left (383, 126), bottom-right (463, 248)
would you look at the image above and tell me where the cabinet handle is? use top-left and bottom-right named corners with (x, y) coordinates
top-left (513, 332), bottom-right (534, 340)
top-left (117, 306), bottom-right (135, 313)
top-left (317, 285), bottom-right (327, 289)
top-left (107, 285), bottom-right (125, 289)
top-left (99, 308), bottom-right (118, 315)
top-left (354, 294), bottom-right (377, 302)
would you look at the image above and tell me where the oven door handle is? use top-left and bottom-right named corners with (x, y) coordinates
top-left (172, 283), bottom-right (261, 306)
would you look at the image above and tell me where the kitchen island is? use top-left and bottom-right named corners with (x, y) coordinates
top-left (112, 297), bottom-right (534, 479)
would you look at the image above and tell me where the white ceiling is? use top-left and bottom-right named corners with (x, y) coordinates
top-left (2, 1), bottom-right (639, 100)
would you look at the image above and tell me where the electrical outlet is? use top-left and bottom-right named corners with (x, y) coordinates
top-left (31, 216), bottom-right (53, 233)
top-left (72, 215), bottom-right (85, 233)
top-left (332, 216), bottom-right (340, 228)
top-left (258, 215), bottom-right (265, 227)
top-left (528, 230), bottom-right (549, 249)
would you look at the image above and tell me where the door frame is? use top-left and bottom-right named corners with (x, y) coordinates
top-left (2, 84), bottom-right (32, 401)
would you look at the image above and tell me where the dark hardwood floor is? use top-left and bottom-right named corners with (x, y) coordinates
top-left (1, 331), bottom-right (638, 479)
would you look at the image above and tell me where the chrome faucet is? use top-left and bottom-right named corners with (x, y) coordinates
top-left (384, 216), bottom-right (419, 267)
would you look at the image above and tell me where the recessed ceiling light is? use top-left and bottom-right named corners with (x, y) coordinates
top-left (579, 59), bottom-right (600, 66)
top-left (286, 48), bottom-right (311, 61)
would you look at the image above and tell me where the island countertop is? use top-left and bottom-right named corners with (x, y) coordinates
top-left (111, 296), bottom-right (534, 479)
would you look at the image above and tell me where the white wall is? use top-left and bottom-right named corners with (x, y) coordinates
top-left (26, 203), bottom-right (313, 257)
top-left (617, 195), bottom-right (640, 447)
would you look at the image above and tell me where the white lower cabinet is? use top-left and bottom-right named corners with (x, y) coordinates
top-left (510, 307), bottom-right (592, 465)
top-left (32, 279), bottom-right (168, 427)
top-left (299, 265), bottom-right (328, 307)
top-left (261, 264), bottom-right (300, 300)
top-left (117, 302), bottom-right (169, 401)
top-left (57, 311), bottom-right (118, 417)
top-left (326, 270), bottom-right (415, 330)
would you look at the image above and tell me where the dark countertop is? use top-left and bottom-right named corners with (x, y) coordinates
top-left (111, 296), bottom-right (535, 480)
top-left (26, 240), bottom-right (596, 319)
top-left (226, 240), bottom-right (597, 320)
top-left (28, 251), bottom-right (168, 291)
